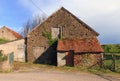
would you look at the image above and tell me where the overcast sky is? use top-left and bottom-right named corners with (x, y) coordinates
top-left (0, 0), bottom-right (120, 44)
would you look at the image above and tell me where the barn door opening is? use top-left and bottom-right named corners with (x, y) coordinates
top-left (66, 51), bottom-right (74, 66)
top-left (18, 45), bottom-right (25, 62)
top-left (33, 46), bottom-right (45, 60)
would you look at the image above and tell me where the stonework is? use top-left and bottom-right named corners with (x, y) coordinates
top-left (74, 53), bottom-right (102, 67)
top-left (27, 7), bottom-right (103, 67)
top-left (0, 39), bottom-right (25, 62)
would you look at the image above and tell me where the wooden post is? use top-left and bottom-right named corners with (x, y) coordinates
top-left (112, 54), bottom-right (116, 72)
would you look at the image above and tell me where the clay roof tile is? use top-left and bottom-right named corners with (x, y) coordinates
top-left (57, 38), bottom-right (103, 53)
top-left (3, 26), bottom-right (22, 39)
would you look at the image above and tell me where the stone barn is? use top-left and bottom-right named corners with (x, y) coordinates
top-left (27, 7), bottom-right (103, 66)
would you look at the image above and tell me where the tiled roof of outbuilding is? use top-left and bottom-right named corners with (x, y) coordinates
top-left (3, 26), bottom-right (22, 39)
top-left (57, 38), bottom-right (103, 53)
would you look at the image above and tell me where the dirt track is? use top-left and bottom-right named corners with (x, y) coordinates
top-left (0, 71), bottom-right (119, 81)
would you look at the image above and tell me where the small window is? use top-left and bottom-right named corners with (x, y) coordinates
top-left (51, 27), bottom-right (62, 39)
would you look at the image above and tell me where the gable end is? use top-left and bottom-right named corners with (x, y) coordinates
top-left (60, 7), bottom-right (99, 36)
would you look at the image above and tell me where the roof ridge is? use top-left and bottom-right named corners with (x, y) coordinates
top-left (59, 7), bottom-right (99, 36)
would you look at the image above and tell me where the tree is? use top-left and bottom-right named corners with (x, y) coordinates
top-left (20, 14), bottom-right (46, 37)
top-left (102, 44), bottom-right (120, 53)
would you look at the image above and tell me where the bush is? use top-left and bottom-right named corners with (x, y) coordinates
top-left (0, 50), bottom-right (8, 61)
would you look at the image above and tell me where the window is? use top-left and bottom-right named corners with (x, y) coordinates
top-left (51, 27), bottom-right (62, 39)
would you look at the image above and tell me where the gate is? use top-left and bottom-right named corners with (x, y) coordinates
top-left (9, 52), bottom-right (14, 64)
top-left (103, 53), bottom-right (120, 72)
top-left (18, 45), bottom-right (25, 62)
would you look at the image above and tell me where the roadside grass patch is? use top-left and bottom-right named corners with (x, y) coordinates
top-left (13, 62), bottom-right (120, 75)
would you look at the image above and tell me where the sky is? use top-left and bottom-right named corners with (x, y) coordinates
top-left (0, 0), bottom-right (120, 44)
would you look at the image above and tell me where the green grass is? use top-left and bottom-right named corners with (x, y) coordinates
top-left (115, 60), bottom-right (120, 72)
top-left (103, 60), bottom-right (113, 68)
top-left (11, 62), bottom-right (120, 79)
top-left (13, 62), bottom-right (89, 73)
top-left (12, 62), bottom-right (114, 73)
top-left (0, 38), bottom-right (9, 44)
top-left (103, 53), bottom-right (120, 73)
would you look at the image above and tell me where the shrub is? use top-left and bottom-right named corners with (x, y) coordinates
top-left (0, 50), bottom-right (8, 61)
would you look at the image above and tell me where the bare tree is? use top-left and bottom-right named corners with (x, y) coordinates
top-left (20, 14), bottom-right (46, 37)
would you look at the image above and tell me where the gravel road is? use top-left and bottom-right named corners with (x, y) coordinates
top-left (0, 71), bottom-right (119, 81)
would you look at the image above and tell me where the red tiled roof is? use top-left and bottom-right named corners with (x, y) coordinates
top-left (57, 38), bottom-right (103, 53)
top-left (4, 26), bottom-right (23, 39)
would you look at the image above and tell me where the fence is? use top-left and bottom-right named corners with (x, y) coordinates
top-left (103, 53), bottom-right (120, 72)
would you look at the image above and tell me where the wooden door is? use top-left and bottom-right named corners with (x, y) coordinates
top-left (66, 51), bottom-right (74, 66)
top-left (18, 45), bottom-right (25, 62)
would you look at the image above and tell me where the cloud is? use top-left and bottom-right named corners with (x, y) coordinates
top-left (61, 0), bottom-right (120, 18)
top-left (18, 0), bottom-right (61, 16)
top-left (18, 0), bottom-right (120, 44)
top-left (60, 0), bottom-right (120, 44)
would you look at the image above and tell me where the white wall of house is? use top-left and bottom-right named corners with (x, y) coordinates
top-left (0, 39), bottom-right (25, 62)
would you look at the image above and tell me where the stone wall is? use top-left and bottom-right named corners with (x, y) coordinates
top-left (57, 51), bottom-right (102, 67)
top-left (33, 43), bottom-right (57, 65)
top-left (0, 53), bottom-right (14, 71)
top-left (27, 7), bottom-right (98, 63)
top-left (74, 53), bottom-right (102, 67)
top-left (0, 60), bottom-right (10, 71)
top-left (0, 39), bottom-right (25, 62)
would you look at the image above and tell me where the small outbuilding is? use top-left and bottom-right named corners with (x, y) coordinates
top-left (57, 38), bottom-right (103, 67)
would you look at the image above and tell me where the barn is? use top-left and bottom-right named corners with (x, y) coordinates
top-left (27, 7), bottom-right (103, 67)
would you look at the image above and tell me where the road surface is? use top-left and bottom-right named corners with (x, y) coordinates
top-left (0, 71), bottom-right (120, 81)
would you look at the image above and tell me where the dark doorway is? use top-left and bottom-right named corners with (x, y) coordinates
top-left (66, 51), bottom-right (74, 66)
